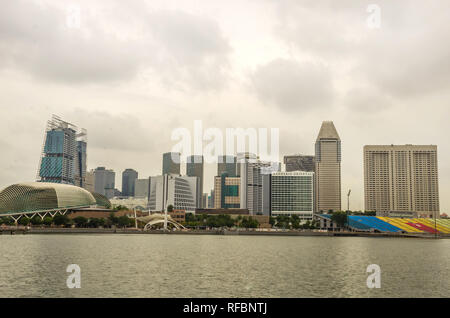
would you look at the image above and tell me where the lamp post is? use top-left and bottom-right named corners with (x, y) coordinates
top-left (347, 189), bottom-right (351, 212)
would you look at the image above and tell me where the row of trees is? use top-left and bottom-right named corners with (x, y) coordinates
top-left (184, 213), bottom-right (259, 229)
top-left (269, 215), bottom-right (319, 230)
top-left (329, 210), bottom-right (376, 228)
top-left (0, 213), bottom-right (135, 228)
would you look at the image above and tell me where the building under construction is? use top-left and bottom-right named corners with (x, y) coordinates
top-left (37, 115), bottom-right (87, 186)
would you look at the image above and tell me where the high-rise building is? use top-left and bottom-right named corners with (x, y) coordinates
top-left (214, 174), bottom-right (240, 209)
top-left (38, 115), bottom-right (87, 185)
top-left (162, 152), bottom-right (180, 175)
top-left (217, 155), bottom-right (237, 177)
top-left (315, 121), bottom-right (341, 213)
top-left (74, 139), bottom-right (87, 188)
top-left (148, 174), bottom-right (197, 213)
top-left (239, 153), bottom-right (280, 214)
top-left (364, 145), bottom-right (440, 218)
top-left (270, 171), bottom-right (315, 220)
top-left (85, 170), bottom-right (95, 193)
top-left (283, 155), bottom-right (315, 172)
top-left (186, 155), bottom-right (203, 208)
top-left (135, 178), bottom-right (151, 199)
top-left (93, 167), bottom-right (115, 199)
top-left (122, 169), bottom-right (138, 197)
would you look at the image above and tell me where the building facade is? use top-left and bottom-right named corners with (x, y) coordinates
top-left (239, 154), bottom-right (280, 214)
top-left (364, 145), bottom-right (440, 218)
top-left (315, 121), bottom-right (341, 213)
top-left (162, 152), bottom-right (180, 175)
top-left (186, 155), bottom-right (204, 208)
top-left (283, 155), bottom-right (315, 172)
top-left (217, 155), bottom-right (237, 177)
top-left (214, 175), bottom-right (240, 209)
top-left (93, 167), bottom-right (115, 199)
top-left (148, 174), bottom-right (197, 213)
top-left (122, 169), bottom-right (138, 197)
top-left (270, 171), bottom-right (315, 219)
top-left (134, 177), bottom-right (151, 199)
top-left (38, 116), bottom-right (87, 186)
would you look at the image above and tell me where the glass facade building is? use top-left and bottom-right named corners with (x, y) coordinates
top-left (122, 169), bottom-right (138, 197)
top-left (271, 171), bottom-right (314, 219)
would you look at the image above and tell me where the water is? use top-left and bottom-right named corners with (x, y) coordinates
top-left (0, 234), bottom-right (449, 298)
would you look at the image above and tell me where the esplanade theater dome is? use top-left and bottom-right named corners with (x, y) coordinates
top-left (0, 182), bottom-right (98, 216)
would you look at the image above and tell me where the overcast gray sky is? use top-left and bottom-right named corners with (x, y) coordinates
top-left (0, 0), bottom-right (449, 213)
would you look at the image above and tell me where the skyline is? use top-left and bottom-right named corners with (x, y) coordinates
top-left (0, 0), bottom-right (449, 213)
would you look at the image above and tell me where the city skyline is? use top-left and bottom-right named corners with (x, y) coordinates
top-left (0, 1), bottom-right (449, 213)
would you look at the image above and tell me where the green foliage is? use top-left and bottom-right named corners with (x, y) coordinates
top-left (30, 216), bottom-right (43, 226)
top-left (240, 217), bottom-right (259, 228)
top-left (43, 216), bottom-right (53, 226)
top-left (0, 217), bottom-right (14, 225)
top-left (118, 215), bottom-right (133, 228)
top-left (53, 214), bottom-right (70, 226)
top-left (18, 217), bottom-right (30, 226)
top-left (113, 205), bottom-right (129, 212)
top-left (331, 211), bottom-right (348, 228)
top-left (108, 212), bottom-right (119, 225)
top-left (167, 205), bottom-right (174, 212)
top-left (73, 216), bottom-right (88, 228)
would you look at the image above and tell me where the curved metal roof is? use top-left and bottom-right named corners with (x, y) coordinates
top-left (0, 182), bottom-right (97, 216)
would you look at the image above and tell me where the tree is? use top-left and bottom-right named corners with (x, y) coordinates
top-left (240, 217), bottom-right (259, 229)
top-left (73, 216), bottom-right (88, 228)
top-left (43, 216), bottom-right (53, 226)
top-left (108, 212), bottom-right (119, 226)
top-left (331, 211), bottom-right (348, 228)
top-left (118, 215), bottom-right (131, 228)
top-left (167, 205), bottom-right (174, 212)
top-left (53, 214), bottom-right (70, 226)
top-left (30, 216), bottom-right (43, 226)
top-left (18, 217), bottom-right (30, 226)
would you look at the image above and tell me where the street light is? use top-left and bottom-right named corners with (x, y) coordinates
top-left (347, 189), bottom-right (351, 212)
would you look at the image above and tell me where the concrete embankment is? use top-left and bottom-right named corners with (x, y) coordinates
top-left (0, 227), bottom-right (446, 238)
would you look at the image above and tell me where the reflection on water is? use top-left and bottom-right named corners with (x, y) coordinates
top-left (0, 234), bottom-right (449, 297)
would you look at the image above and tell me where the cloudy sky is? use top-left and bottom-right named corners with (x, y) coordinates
top-left (0, 0), bottom-right (449, 212)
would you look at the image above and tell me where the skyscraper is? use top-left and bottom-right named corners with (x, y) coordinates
top-left (283, 155), bottom-right (315, 172)
top-left (162, 152), bottom-right (180, 175)
top-left (239, 153), bottom-right (280, 214)
top-left (214, 174), bottom-right (240, 209)
top-left (186, 155), bottom-right (203, 208)
top-left (38, 115), bottom-right (87, 186)
top-left (364, 145), bottom-right (440, 218)
top-left (122, 169), bottom-right (138, 197)
top-left (315, 121), bottom-right (341, 213)
top-left (74, 139), bottom-right (87, 188)
top-left (217, 155), bottom-right (237, 177)
top-left (93, 167), bottom-right (115, 199)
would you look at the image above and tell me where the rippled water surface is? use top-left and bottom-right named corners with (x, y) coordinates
top-left (0, 234), bottom-right (449, 297)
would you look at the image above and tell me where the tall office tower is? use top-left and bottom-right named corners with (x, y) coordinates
top-left (85, 170), bottom-right (95, 193)
top-left (209, 189), bottom-right (215, 208)
top-left (214, 174), bottom-right (240, 209)
top-left (270, 171), bottom-right (315, 220)
top-left (122, 169), bottom-right (138, 197)
top-left (134, 178), bottom-right (151, 199)
top-left (162, 152), bottom-right (180, 175)
top-left (283, 155), bottom-right (315, 172)
top-left (38, 115), bottom-right (87, 186)
top-left (148, 174), bottom-right (197, 213)
top-left (186, 155), bottom-right (204, 208)
top-left (202, 193), bottom-right (208, 208)
top-left (236, 152), bottom-right (257, 177)
top-left (364, 145), bottom-right (440, 218)
top-left (239, 154), bottom-right (280, 214)
top-left (315, 121), bottom-right (341, 213)
top-left (74, 138), bottom-right (87, 188)
top-left (217, 155), bottom-right (237, 177)
top-left (93, 167), bottom-right (115, 199)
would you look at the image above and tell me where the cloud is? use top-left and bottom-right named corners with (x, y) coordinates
top-left (250, 58), bottom-right (333, 112)
top-left (0, 1), bottom-right (231, 90)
